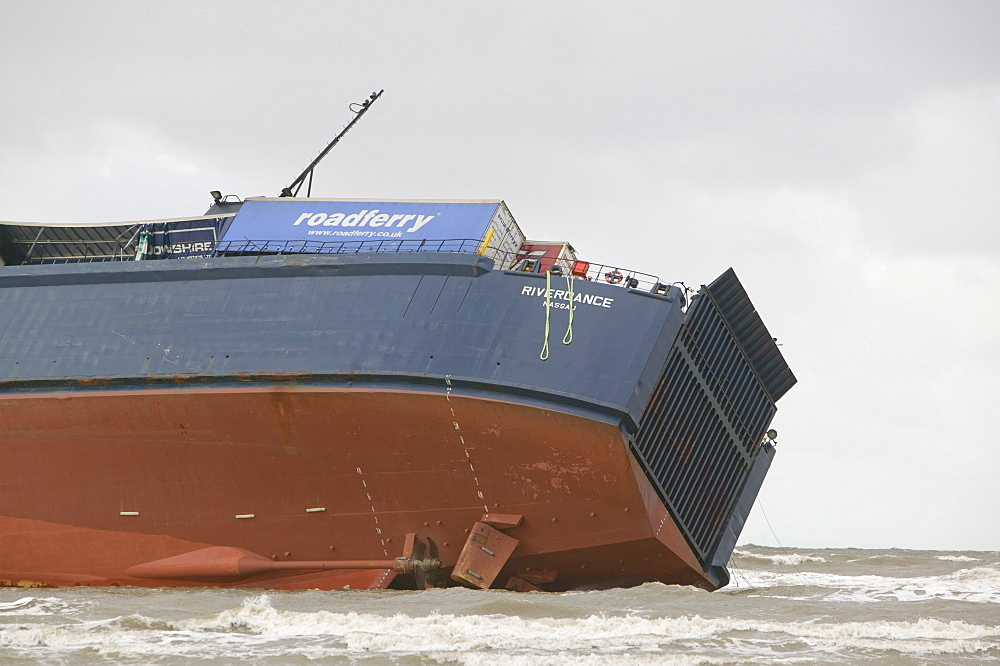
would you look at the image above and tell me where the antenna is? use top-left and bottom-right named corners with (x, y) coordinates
top-left (279, 89), bottom-right (384, 198)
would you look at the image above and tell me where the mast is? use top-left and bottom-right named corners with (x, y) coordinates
top-left (279, 89), bottom-right (384, 197)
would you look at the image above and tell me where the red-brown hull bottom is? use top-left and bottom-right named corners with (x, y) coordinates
top-left (0, 386), bottom-right (714, 591)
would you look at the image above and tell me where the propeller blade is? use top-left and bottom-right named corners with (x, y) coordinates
top-left (414, 561), bottom-right (427, 590)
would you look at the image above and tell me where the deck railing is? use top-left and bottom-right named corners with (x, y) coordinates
top-left (28, 236), bottom-right (668, 293)
top-left (217, 238), bottom-right (665, 292)
top-left (215, 237), bottom-right (485, 256)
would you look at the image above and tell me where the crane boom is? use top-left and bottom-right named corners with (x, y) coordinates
top-left (279, 89), bottom-right (384, 197)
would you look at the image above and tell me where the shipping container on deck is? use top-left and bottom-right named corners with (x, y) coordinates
top-left (514, 241), bottom-right (579, 274)
top-left (217, 198), bottom-right (526, 269)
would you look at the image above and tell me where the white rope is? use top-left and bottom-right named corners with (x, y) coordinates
top-left (540, 269), bottom-right (551, 360)
top-left (562, 272), bottom-right (574, 345)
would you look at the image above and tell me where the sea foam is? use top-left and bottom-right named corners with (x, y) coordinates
top-left (6, 594), bottom-right (995, 663)
top-left (0, 596), bottom-right (78, 617)
top-left (732, 549), bottom-right (827, 565)
top-left (733, 565), bottom-right (1000, 604)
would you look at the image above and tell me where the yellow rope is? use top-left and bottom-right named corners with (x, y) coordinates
top-left (540, 269), bottom-right (551, 360)
top-left (562, 272), bottom-right (574, 345)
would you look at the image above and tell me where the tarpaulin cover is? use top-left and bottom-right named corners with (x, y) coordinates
top-left (222, 199), bottom-right (502, 244)
top-left (141, 218), bottom-right (226, 259)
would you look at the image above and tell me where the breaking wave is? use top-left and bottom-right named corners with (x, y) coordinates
top-left (0, 596), bottom-right (80, 616)
top-left (2, 548), bottom-right (999, 663)
top-left (732, 566), bottom-right (1000, 604)
top-left (732, 548), bottom-right (827, 565)
top-left (1, 593), bottom-right (998, 663)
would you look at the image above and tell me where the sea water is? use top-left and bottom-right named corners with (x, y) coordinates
top-left (1, 545), bottom-right (997, 664)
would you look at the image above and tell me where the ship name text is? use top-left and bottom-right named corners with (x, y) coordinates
top-left (521, 285), bottom-right (613, 308)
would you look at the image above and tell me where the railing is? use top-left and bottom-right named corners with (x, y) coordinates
top-left (35, 255), bottom-right (131, 264)
top-left (560, 260), bottom-right (664, 293)
top-left (215, 237), bottom-right (485, 256)
top-left (218, 238), bottom-right (665, 292)
top-left (24, 236), bottom-right (668, 293)
top-left (20, 225), bottom-right (144, 265)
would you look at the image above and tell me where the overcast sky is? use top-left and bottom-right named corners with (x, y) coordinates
top-left (2, 1), bottom-right (997, 551)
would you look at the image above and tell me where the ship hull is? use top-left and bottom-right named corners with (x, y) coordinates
top-left (0, 250), bottom-right (794, 591)
top-left (0, 384), bottom-right (711, 590)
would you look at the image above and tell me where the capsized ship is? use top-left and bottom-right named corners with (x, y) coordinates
top-left (0, 193), bottom-right (795, 592)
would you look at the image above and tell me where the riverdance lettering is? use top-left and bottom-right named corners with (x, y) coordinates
top-left (520, 285), bottom-right (613, 309)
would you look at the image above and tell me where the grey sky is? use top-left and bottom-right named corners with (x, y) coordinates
top-left (2, 1), bottom-right (998, 550)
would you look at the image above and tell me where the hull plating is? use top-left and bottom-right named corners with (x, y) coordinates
top-left (0, 385), bottom-right (714, 591)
